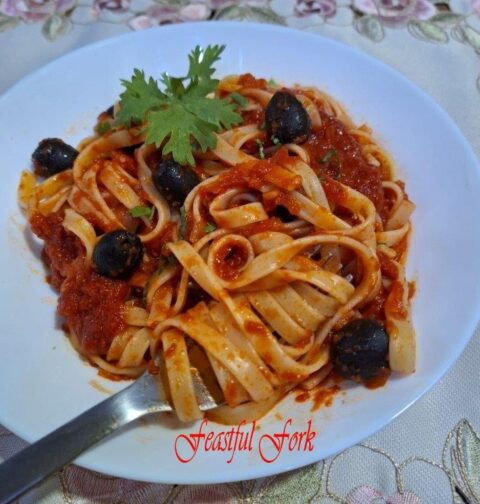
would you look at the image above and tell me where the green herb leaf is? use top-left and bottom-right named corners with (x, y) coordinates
top-left (96, 121), bottom-right (111, 135)
top-left (116, 45), bottom-right (243, 165)
top-left (179, 206), bottom-right (188, 239)
top-left (186, 44), bottom-right (225, 96)
top-left (115, 69), bottom-right (167, 128)
top-left (230, 92), bottom-right (248, 107)
top-left (268, 78), bottom-right (277, 86)
top-left (161, 75), bottom-right (186, 96)
top-left (204, 222), bottom-right (217, 233)
top-left (271, 135), bottom-right (280, 145)
top-left (129, 205), bottom-right (155, 219)
top-left (255, 139), bottom-right (265, 160)
top-left (320, 149), bottom-right (338, 163)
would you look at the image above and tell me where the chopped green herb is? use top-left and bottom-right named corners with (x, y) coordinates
top-left (271, 135), bottom-right (281, 145)
top-left (179, 205), bottom-right (188, 239)
top-left (267, 78), bottom-right (277, 86)
top-left (129, 205), bottom-right (155, 219)
top-left (320, 149), bottom-right (338, 164)
top-left (204, 222), bottom-right (217, 233)
top-left (115, 45), bottom-right (242, 166)
top-left (255, 139), bottom-right (265, 160)
top-left (230, 92), bottom-right (248, 107)
top-left (96, 121), bottom-right (111, 135)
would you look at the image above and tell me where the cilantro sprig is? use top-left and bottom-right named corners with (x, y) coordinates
top-left (115, 45), bottom-right (242, 166)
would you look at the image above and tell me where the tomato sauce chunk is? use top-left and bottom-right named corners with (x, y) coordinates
top-left (58, 263), bottom-right (129, 355)
top-left (303, 113), bottom-right (385, 217)
top-left (30, 211), bottom-right (83, 290)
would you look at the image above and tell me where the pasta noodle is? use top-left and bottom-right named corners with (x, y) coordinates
top-left (18, 71), bottom-right (415, 424)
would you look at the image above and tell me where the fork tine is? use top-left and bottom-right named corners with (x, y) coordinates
top-left (191, 368), bottom-right (222, 411)
top-left (153, 354), bottom-right (222, 411)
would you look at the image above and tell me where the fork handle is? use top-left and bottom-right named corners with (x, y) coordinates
top-left (0, 383), bottom-right (147, 504)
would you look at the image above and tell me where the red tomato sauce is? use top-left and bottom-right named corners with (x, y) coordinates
top-left (262, 189), bottom-right (300, 215)
top-left (30, 211), bottom-right (84, 290)
top-left (200, 155), bottom-right (302, 201)
top-left (212, 240), bottom-right (249, 281)
top-left (238, 73), bottom-right (268, 89)
top-left (361, 287), bottom-right (388, 323)
top-left (294, 384), bottom-right (341, 411)
top-left (364, 368), bottom-right (391, 389)
top-left (244, 320), bottom-right (269, 337)
top-left (242, 109), bottom-right (264, 127)
top-left (303, 112), bottom-right (386, 218)
top-left (58, 262), bottom-right (129, 355)
top-left (109, 150), bottom-right (138, 178)
top-left (311, 384), bottom-right (340, 411)
top-left (30, 210), bottom-right (129, 356)
top-left (378, 251), bottom-right (398, 280)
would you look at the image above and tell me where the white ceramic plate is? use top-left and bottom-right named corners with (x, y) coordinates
top-left (1, 22), bottom-right (480, 484)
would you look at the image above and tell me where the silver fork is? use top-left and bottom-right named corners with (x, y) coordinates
top-left (0, 368), bottom-right (220, 504)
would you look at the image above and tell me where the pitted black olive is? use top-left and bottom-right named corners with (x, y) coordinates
top-left (32, 138), bottom-right (79, 177)
top-left (332, 318), bottom-right (389, 381)
top-left (265, 91), bottom-right (311, 144)
top-left (93, 230), bottom-right (143, 279)
top-left (152, 159), bottom-right (200, 206)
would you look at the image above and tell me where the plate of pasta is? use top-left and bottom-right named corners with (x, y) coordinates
top-left (1, 22), bottom-right (480, 484)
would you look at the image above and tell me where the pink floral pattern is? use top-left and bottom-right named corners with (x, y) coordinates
top-left (295, 0), bottom-right (336, 18)
top-left (0, 0), bottom-right (75, 22)
top-left (474, 0), bottom-right (480, 17)
top-left (0, 0), bottom-right (479, 50)
top-left (93, 0), bottom-right (129, 15)
top-left (129, 2), bottom-right (211, 30)
top-left (352, 0), bottom-right (436, 27)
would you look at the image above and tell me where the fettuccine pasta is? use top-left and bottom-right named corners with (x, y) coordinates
top-left (18, 66), bottom-right (415, 424)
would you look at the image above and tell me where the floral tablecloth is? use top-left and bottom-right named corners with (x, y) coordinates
top-left (1, 1), bottom-right (480, 503)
